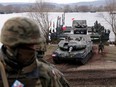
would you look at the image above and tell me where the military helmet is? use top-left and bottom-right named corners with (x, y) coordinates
top-left (1, 17), bottom-right (42, 47)
top-left (34, 35), bottom-right (47, 51)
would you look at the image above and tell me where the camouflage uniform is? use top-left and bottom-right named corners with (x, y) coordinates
top-left (34, 36), bottom-right (47, 58)
top-left (98, 41), bottom-right (104, 53)
top-left (0, 17), bottom-right (70, 87)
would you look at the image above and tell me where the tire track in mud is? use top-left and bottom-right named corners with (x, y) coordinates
top-left (63, 70), bottom-right (116, 86)
top-left (55, 63), bottom-right (116, 86)
top-left (45, 45), bottom-right (116, 86)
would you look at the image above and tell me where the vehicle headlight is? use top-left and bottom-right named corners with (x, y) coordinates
top-left (52, 54), bottom-right (57, 57)
top-left (52, 52), bottom-right (58, 57)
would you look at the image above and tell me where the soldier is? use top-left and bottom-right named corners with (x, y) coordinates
top-left (98, 41), bottom-right (104, 53)
top-left (0, 17), bottom-right (70, 87)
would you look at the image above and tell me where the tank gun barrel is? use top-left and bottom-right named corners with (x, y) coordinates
top-left (69, 46), bottom-right (73, 53)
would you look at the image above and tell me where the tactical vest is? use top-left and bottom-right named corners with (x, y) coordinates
top-left (0, 77), bottom-right (41, 87)
top-left (0, 46), bottom-right (70, 87)
top-left (0, 60), bottom-right (42, 87)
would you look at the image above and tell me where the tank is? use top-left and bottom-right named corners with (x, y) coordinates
top-left (52, 34), bottom-right (93, 64)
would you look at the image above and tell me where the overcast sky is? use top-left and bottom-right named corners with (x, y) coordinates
top-left (0, 0), bottom-right (97, 4)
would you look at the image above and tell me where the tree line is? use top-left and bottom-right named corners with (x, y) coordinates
top-left (0, 2), bottom-right (116, 13)
top-left (1, 0), bottom-right (116, 43)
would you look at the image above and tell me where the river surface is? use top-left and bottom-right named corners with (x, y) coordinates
top-left (48, 12), bottom-right (115, 42)
top-left (0, 12), bottom-right (115, 47)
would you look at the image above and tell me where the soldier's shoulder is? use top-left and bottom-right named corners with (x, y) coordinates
top-left (36, 59), bottom-right (60, 77)
top-left (36, 59), bottom-right (70, 87)
top-left (36, 59), bottom-right (52, 70)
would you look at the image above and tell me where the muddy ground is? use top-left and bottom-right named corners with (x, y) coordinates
top-left (44, 44), bottom-right (116, 87)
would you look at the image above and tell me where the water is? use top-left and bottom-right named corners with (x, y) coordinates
top-left (48, 12), bottom-right (115, 42)
top-left (0, 12), bottom-right (115, 47)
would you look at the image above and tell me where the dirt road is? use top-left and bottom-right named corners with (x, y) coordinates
top-left (44, 44), bottom-right (116, 87)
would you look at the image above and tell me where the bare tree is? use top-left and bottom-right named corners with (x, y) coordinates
top-left (28, 0), bottom-right (49, 43)
top-left (63, 5), bottom-right (72, 12)
top-left (78, 5), bottom-right (90, 12)
top-left (73, 5), bottom-right (79, 12)
top-left (99, 0), bottom-right (116, 42)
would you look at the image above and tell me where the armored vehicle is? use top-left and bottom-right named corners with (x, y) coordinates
top-left (52, 34), bottom-right (93, 64)
top-left (72, 20), bottom-right (87, 34)
top-left (88, 21), bottom-right (110, 43)
top-left (58, 26), bottom-right (73, 40)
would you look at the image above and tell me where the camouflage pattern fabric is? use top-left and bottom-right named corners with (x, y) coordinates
top-left (34, 36), bottom-right (47, 52)
top-left (36, 59), bottom-right (70, 87)
top-left (0, 17), bottom-right (41, 47)
top-left (0, 17), bottom-right (70, 87)
top-left (0, 48), bottom-right (70, 87)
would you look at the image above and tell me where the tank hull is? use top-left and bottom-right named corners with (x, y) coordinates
top-left (52, 34), bottom-right (93, 64)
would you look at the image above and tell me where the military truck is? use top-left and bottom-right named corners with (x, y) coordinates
top-left (52, 34), bottom-right (93, 64)
top-left (72, 20), bottom-right (87, 34)
top-left (58, 20), bottom-right (88, 40)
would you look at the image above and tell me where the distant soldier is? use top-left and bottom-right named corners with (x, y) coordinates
top-left (98, 41), bottom-right (104, 53)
